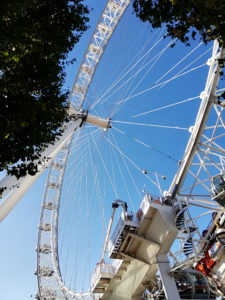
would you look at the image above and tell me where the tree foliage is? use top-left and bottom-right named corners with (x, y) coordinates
top-left (0, 0), bottom-right (89, 181)
top-left (133, 0), bottom-right (225, 45)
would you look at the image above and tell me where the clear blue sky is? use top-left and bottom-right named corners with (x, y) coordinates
top-left (0, 1), bottom-right (214, 299)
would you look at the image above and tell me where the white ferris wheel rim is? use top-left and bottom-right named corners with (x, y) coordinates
top-left (32, 1), bottom-right (225, 299)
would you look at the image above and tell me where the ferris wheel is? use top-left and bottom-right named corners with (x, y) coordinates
top-left (1, 1), bottom-right (225, 300)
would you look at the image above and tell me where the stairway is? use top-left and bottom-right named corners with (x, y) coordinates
top-left (174, 203), bottom-right (197, 257)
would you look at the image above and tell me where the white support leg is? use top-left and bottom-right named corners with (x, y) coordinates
top-left (157, 254), bottom-right (180, 300)
top-left (0, 120), bottom-right (82, 222)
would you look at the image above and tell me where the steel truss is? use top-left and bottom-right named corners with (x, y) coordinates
top-left (70, 0), bottom-right (131, 110)
top-left (167, 41), bottom-right (225, 275)
top-left (37, 142), bottom-right (73, 300)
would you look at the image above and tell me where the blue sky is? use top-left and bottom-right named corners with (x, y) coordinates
top-left (0, 1), bottom-right (215, 299)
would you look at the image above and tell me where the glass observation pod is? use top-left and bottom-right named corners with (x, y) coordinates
top-left (142, 269), bottom-right (217, 300)
top-left (211, 174), bottom-right (225, 207)
top-left (174, 269), bottom-right (217, 300)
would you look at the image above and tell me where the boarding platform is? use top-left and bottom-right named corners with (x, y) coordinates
top-left (99, 194), bottom-right (179, 300)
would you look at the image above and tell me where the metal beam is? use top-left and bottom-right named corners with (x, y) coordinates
top-left (157, 254), bottom-right (181, 300)
top-left (0, 120), bottom-right (82, 222)
top-left (70, 0), bottom-right (131, 110)
top-left (119, 252), bottom-right (152, 266)
top-left (168, 42), bottom-right (224, 199)
top-left (127, 232), bottom-right (160, 248)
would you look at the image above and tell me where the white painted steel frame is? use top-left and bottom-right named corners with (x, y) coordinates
top-left (168, 41), bottom-right (225, 198)
top-left (70, 0), bottom-right (131, 110)
top-left (168, 42), bottom-right (225, 274)
top-left (37, 139), bottom-right (91, 299)
top-left (37, 144), bottom-right (70, 300)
